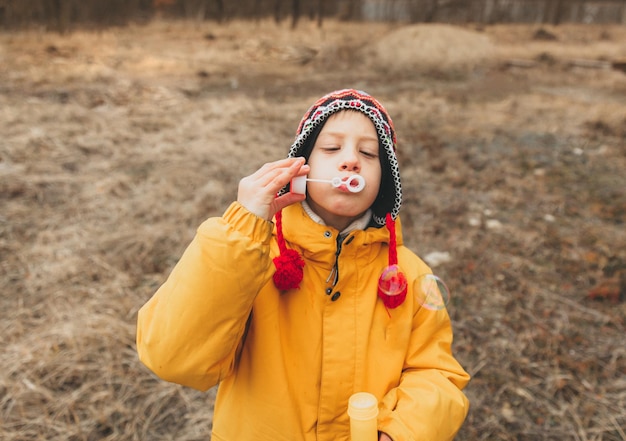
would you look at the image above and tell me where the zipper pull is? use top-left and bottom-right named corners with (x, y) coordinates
top-left (326, 265), bottom-right (336, 284)
top-left (326, 234), bottom-right (349, 287)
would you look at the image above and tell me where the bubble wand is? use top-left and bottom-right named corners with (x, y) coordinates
top-left (291, 174), bottom-right (366, 194)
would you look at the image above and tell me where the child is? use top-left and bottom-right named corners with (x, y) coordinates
top-left (136, 89), bottom-right (470, 441)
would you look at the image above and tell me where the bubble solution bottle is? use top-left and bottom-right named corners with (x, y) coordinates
top-left (347, 392), bottom-right (379, 441)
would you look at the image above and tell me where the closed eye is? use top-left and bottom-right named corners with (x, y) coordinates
top-left (361, 150), bottom-right (378, 158)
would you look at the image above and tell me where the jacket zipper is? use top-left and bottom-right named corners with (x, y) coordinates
top-left (327, 234), bottom-right (351, 287)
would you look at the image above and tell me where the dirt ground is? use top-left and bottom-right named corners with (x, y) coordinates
top-left (1, 18), bottom-right (625, 440)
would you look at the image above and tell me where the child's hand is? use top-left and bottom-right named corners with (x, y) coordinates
top-left (379, 432), bottom-right (393, 441)
top-left (237, 157), bottom-right (309, 221)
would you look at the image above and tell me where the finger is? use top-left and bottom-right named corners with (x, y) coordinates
top-left (243, 162), bottom-right (292, 192)
top-left (249, 157), bottom-right (304, 181)
top-left (271, 191), bottom-right (306, 214)
top-left (256, 158), bottom-right (306, 193)
top-left (295, 163), bottom-right (310, 177)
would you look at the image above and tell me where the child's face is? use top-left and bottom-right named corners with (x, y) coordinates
top-left (306, 111), bottom-right (382, 230)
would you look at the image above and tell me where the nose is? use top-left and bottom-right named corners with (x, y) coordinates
top-left (339, 148), bottom-right (360, 172)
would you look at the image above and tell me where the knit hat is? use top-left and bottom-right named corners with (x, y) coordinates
top-left (273, 89), bottom-right (406, 307)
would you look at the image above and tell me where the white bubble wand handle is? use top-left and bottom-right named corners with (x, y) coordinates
top-left (291, 174), bottom-right (365, 194)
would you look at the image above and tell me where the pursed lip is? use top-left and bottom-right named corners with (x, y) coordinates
top-left (337, 176), bottom-right (354, 193)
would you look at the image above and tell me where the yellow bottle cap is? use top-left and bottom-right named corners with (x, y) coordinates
top-left (347, 392), bottom-right (379, 421)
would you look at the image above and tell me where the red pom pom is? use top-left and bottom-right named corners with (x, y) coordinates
top-left (273, 249), bottom-right (305, 290)
top-left (377, 264), bottom-right (407, 309)
top-left (378, 288), bottom-right (408, 309)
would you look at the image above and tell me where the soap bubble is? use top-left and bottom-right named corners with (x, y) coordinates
top-left (417, 274), bottom-right (450, 311)
top-left (378, 264), bottom-right (408, 297)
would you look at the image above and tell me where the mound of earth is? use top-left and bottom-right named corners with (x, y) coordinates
top-left (365, 24), bottom-right (495, 73)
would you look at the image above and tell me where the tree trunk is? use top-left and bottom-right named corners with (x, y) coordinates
top-left (291, 0), bottom-right (300, 28)
top-left (215, 0), bottom-right (224, 22)
top-left (317, 0), bottom-right (324, 27)
top-left (552, 0), bottom-right (564, 25)
top-left (426, 0), bottom-right (439, 22)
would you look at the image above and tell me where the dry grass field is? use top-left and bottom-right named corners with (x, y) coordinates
top-left (1, 18), bottom-right (625, 440)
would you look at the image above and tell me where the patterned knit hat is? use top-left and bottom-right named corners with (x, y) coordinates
top-left (283, 89), bottom-right (402, 225)
top-left (273, 89), bottom-right (405, 305)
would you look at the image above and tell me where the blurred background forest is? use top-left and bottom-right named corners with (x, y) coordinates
top-left (1, 0), bottom-right (626, 32)
top-left (1, 0), bottom-right (625, 440)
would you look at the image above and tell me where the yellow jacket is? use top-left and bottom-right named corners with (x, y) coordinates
top-left (137, 202), bottom-right (470, 440)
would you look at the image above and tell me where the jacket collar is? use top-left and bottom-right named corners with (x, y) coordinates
top-left (275, 203), bottom-right (404, 265)
top-left (301, 200), bottom-right (372, 236)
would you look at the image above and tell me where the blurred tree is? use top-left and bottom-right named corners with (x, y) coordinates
top-left (43, 0), bottom-right (73, 33)
top-left (544, 0), bottom-right (565, 24)
top-left (291, 0), bottom-right (300, 28)
top-left (153, 0), bottom-right (177, 18)
top-left (182, 0), bottom-right (204, 20)
top-left (407, 0), bottom-right (438, 22)
top-left (274, 0), bottom-right (282, 23)
top-left (336, 0), bottom-right (360, 21)
top-left (215, 0), bottom-right (224, 21)
top-left (1, 0), bottom-right (625, 30)
top-left (317, 0), bottom-right (326, 26)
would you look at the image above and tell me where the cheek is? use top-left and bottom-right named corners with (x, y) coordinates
top-left (363, 171), bottom-right (381, 203)
top-left (365, 169), bottom-right (382, 195)
top-left (305, 182), bottom-right (325, 203)
top-left (364, 185), bottom-right (380, 207)
top-left (305, 156), bottom-right (325, 179)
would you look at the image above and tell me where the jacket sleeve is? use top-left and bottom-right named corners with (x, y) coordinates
top-left (136, 202), bottom-right (275, 391)
top-left (378, 297), bottom-right (471, 440)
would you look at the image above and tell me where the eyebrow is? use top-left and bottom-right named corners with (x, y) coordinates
top-left (318, 132), bottom-right (378, 142)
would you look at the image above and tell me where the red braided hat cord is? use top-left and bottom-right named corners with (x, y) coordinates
top-left (386, 212), bottom-right (398, 266)
top-left (273, 209), bottom-right (305, 290)
top-left (378, 213), bottom-right (407, 309)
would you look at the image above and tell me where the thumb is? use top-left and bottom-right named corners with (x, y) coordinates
top-left (270, 192), bottom-right (306, 217)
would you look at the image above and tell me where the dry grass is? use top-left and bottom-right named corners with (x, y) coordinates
top-left (1, 19), bottom-right (625, 440)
